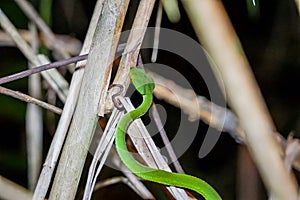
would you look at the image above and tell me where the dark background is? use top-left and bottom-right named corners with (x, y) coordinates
top-left (0, 0), bottom-right (299, 199)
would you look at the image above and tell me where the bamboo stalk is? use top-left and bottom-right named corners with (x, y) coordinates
top-left (48, 1), bottom-right (130, 199)
top-left (26, 23), bottom-right (43, 191)
top-left (182, 1), bottom-right (298, 199)
top-left (33, 0), bottom-right (106, 199)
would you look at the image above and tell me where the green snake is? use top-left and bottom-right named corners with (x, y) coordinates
top-left (115, 67), bottom-right (222, 200)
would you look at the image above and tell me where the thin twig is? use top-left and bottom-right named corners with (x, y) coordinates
top-left (151, 1), bottom-right (162, 63)
top-left (93, 177), bottom-right (131, 191)
top-left (0, 54), bottom-right (88, 85)
top-left (0, 86), bottom-right (62, 114)
top-left (151, 103), bottom-right (185, 174)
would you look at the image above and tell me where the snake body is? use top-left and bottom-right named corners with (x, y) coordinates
top-left (115, 67), bottom-right (222, 200)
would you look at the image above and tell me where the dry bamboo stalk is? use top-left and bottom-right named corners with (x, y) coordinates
top-left (26, 23), bottom-right (43, 191)
top-left (108, 0), bottom-right (191, 198)
top-left (107, 0), bottom-right (157, 113)
top-left (182, 0), bottom-right (298, 199)
top-left (48, 1), bottom-right (130, 199)
top-left (33, 0), bottom-right (106, 199)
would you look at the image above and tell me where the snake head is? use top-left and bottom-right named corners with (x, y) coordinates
top-left (130, 67), bottom-right (155, 95)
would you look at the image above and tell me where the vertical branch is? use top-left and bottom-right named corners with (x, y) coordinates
top-left (26, 23), bottom-right (43, 191)
top-left (108, 0), bottom-right (156, 110)
top-left (182, 0), bottom-right (298, 199)
top-left (151, 1), bottom-right (163, 63)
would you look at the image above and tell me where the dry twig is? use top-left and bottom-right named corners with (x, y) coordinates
top-left (149, 71), bottom-right (300, 172)
top-left (0, 86), bottom-right (62, 114)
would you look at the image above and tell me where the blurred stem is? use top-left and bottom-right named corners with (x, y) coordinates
top-left (182, 0), bottom-right (298, 199)
top-left (39, 0), bottom-right (52, 26)
top-left (26, 23), bottom-right (43, 191)
top-left (161, 0), bottom-right (181, 23)
top-left (39, 0), bottom-right (52, 56)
